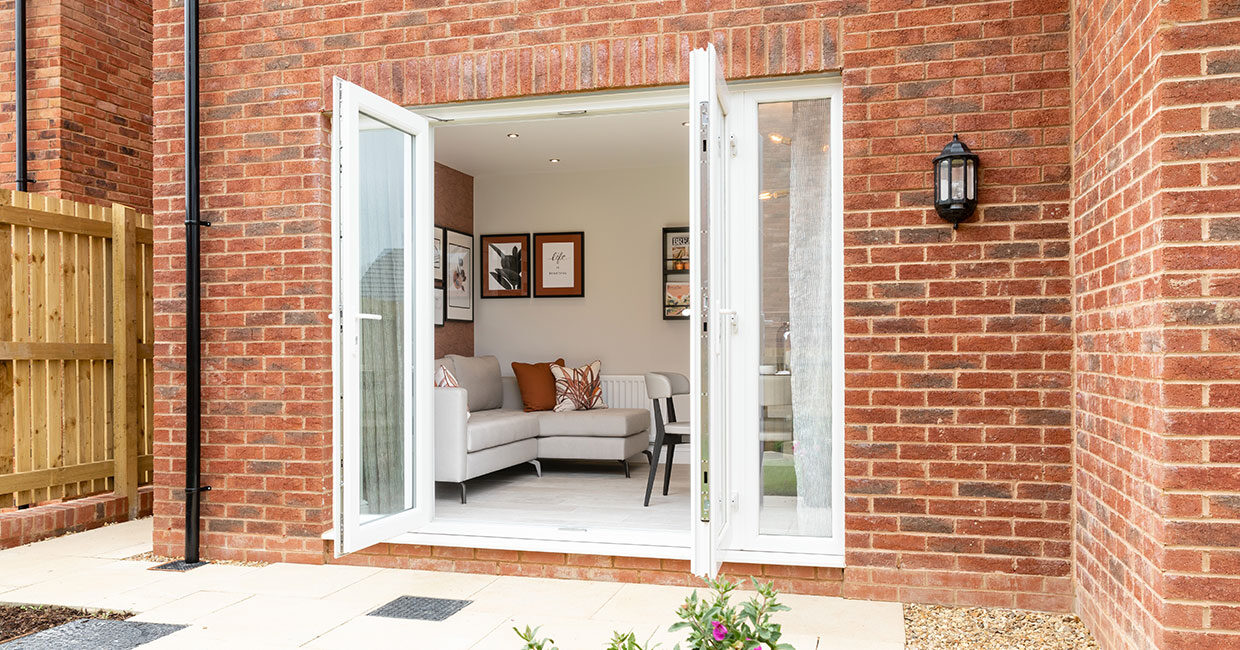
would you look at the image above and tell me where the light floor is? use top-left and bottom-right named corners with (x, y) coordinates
top-left (433, 458), bottom-right (691, 532)
top-left (0, 518), bottom-right (905, 649)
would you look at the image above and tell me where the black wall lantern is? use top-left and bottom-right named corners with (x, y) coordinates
top-left (933, 135), bottom-right (979, 229)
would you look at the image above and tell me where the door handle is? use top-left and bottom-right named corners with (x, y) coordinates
top-left (358, 313), bottom-right (382, 321)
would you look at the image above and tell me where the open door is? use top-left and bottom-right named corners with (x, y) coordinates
top-left (690, 45), bottom-right (734, 576)
top-left (332, 77), bottom-right (435, 555)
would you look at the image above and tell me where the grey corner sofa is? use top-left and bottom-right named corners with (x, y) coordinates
top-left (433, 354), bottom-right (651, 503)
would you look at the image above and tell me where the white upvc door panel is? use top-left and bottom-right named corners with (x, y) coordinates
top-left (689, 44), bottom-right (735, 577)
top-left (332, 77), bottom-right (435, 556)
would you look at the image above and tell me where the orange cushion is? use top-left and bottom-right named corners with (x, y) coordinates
top-left (511, 358), bottom-right (566, 412)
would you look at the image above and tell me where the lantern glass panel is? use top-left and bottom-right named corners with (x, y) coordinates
top-left (950, 158), bottom-right (965, 202)
top-left (938, 159), bottom-right (950, 201)
top-left (966, 159), bottom-right (976, 200)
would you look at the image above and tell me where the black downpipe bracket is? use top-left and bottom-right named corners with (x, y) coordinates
top-left (183, 0), bottom-right (210, 565)
top-left (15, 0), bottom-right (28, 191)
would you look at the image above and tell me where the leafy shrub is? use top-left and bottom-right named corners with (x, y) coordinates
top-left (515, 577), bottom-right (794, 650)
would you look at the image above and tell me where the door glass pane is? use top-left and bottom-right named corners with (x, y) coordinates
top-left (757, 99), bottom-right (832, 537)
top-left (357, 117), bottom-right (410, 519)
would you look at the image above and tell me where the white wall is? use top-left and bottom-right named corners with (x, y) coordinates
top-left (474, 164), bottom-right (690, 377)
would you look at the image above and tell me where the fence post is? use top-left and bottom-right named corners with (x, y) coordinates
top-left (111, 203), bottom-right (139, 518)
top-left (0, 192), bottom-right (12, 508)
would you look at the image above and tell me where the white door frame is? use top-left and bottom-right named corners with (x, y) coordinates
top-left (327, 77), bottom-right (845, 569)
top-left (720, 78), bottom-right (846, 564)
top-left (331, 77), bottom-right (435, 555)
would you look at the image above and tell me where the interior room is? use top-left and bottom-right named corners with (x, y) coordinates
top-left (427, 107), bottom-right (694, 539)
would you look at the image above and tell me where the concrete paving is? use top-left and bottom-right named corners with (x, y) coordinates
top-left (0, 519), bottom-right (906, 649)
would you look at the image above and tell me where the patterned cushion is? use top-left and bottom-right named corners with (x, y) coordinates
top-left (434, 364), bottom-right (460, 388)
top-left (550, 360), bottom-right (608, 412)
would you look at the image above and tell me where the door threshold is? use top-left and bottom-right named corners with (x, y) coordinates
top-left (325, 521), bottom-right (692, 561)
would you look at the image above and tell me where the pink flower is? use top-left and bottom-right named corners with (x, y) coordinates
top-left (710, 621), bottom-right (727, 641)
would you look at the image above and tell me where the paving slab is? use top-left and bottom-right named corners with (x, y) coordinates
top-left (0, 519), bottom-right (907, 649)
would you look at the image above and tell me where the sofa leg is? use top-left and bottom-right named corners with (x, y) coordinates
top-left (528, 459), bottom-right (542, 477)
top-left (459, 482), bottom-right (467, 505)
top-left (620, 459), bottom-right (630, 478)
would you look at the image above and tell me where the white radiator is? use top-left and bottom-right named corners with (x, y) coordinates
top-left (599, 374), bottom-right (649, 411)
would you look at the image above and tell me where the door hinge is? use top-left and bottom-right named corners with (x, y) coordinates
top-left (728, 134), bottom-right (737, 157)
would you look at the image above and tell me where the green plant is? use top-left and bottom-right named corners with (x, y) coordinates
top-left (670, 578), bottom-right (793, 650)
top-left (514, 577), bottom-right (794, 650)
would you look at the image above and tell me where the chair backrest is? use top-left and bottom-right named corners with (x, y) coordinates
top-left (644, 371), bottom-right (689, 400)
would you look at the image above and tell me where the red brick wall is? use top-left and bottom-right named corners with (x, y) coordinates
top-left (0, 0), bottom-right (152, 212)
top-left (0, 487), bottom-right (153, 551)
top-left (1155, 1), bottom-right (1240, 643)
top-left (151, 0), bottom-right (1073, 613)
top-left (838, 0), bottom-right (1073, 612)
top-left (0, 0), bottom-right (65, 193)
top-left (1073, 1), bottom-right (1240, 648)
top-left (1071, 0), bottom-right (1166, 645)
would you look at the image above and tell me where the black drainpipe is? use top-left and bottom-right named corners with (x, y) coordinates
top-left (183, 0), bottom-right (209, 565)
top-left (15, 0), bottom-right (27, 191)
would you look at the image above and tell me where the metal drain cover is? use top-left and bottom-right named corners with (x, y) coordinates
top-left (367, 596), bottom-right (471, 621)
top-left (2, 619), bottom-right (186, 649)
top-left (150, 560), bottom-right (208, 572)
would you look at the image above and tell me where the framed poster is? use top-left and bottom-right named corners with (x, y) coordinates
top-left (444, 228), bottom-right (473, 321)
top-left (664, 280), bottom-right (689, 318)
top-left (480, 233), bottom-right (530, 298)
top-left (433, 226), bottom-right (445, 283)
top-left (434, 285), bottom-right (445, 326)
top-left (532, 232), bottom-right (585, 298)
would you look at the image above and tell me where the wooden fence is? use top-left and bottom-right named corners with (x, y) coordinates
top-left (0, 191), bottom-right (154, 516)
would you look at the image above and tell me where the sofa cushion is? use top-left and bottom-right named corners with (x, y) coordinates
top-left (550, 360), bottom-right (607, 411)
top-left (536, 408), bottom-right (650, 438)
top-left (465, 410), bottom-right (539, 452)
top-left (511, 358), bottom-right (565, 412)
top-left (447, 354), bottom-right (503, 411)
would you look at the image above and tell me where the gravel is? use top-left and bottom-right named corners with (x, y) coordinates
top-left (124, 551), bottom-right (270, 568)
top-left (904, 603), bottom-right (1099, 649)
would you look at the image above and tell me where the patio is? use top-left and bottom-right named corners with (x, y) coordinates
top-left (0, 519), bottom-right (905, 648)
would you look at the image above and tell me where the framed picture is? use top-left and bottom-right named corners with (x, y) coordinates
top-left (665, 228), bottom-right (690, 272)
top-left (480, 233), bottom-right (530, 298)
top-left (444, 228), bottom-right (473, 321)
top-left (434, 284), bottom-right (445, 326)
top-left (532, 232), bottom-right (585, 298)
top-left (664, 281), bottom-right (689, 318)
top-left (433, 226), bottom-right (445, 283)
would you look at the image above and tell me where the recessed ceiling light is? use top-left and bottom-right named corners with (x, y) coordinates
top-left (548, 158), bottom-right (560, 163)
top-left (506, 133), bottom-right (519, 139)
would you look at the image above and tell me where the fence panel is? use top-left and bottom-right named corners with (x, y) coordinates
top-left (0, 191), bottom-right (154, 514)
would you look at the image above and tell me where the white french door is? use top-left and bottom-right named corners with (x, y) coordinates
top-left (332, 77), bottom-right (435, 555)
top-left (689, 45), bottom-right (736, 576)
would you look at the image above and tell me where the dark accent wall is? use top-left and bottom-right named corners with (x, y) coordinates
top-left (435, 162), bottom-right (474, 358)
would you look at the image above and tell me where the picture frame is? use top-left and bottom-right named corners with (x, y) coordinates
top-left (664, 280), bottom-right (689, 318)
top-left (444, 228), bottom-right (474, 321)
top-left (532, 232), bottom-right (585, 298)
top-left (434, 285), bottom-right (445, 326)
top-left (662, 226), bottom-right (690, 320)
top-left (433, 226), bottom-right (445, 284)
top-left (479, 233), bottom-right (530, 298)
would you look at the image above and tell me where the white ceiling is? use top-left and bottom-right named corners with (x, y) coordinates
top-left (433, 108), bottom-right (689, 177)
